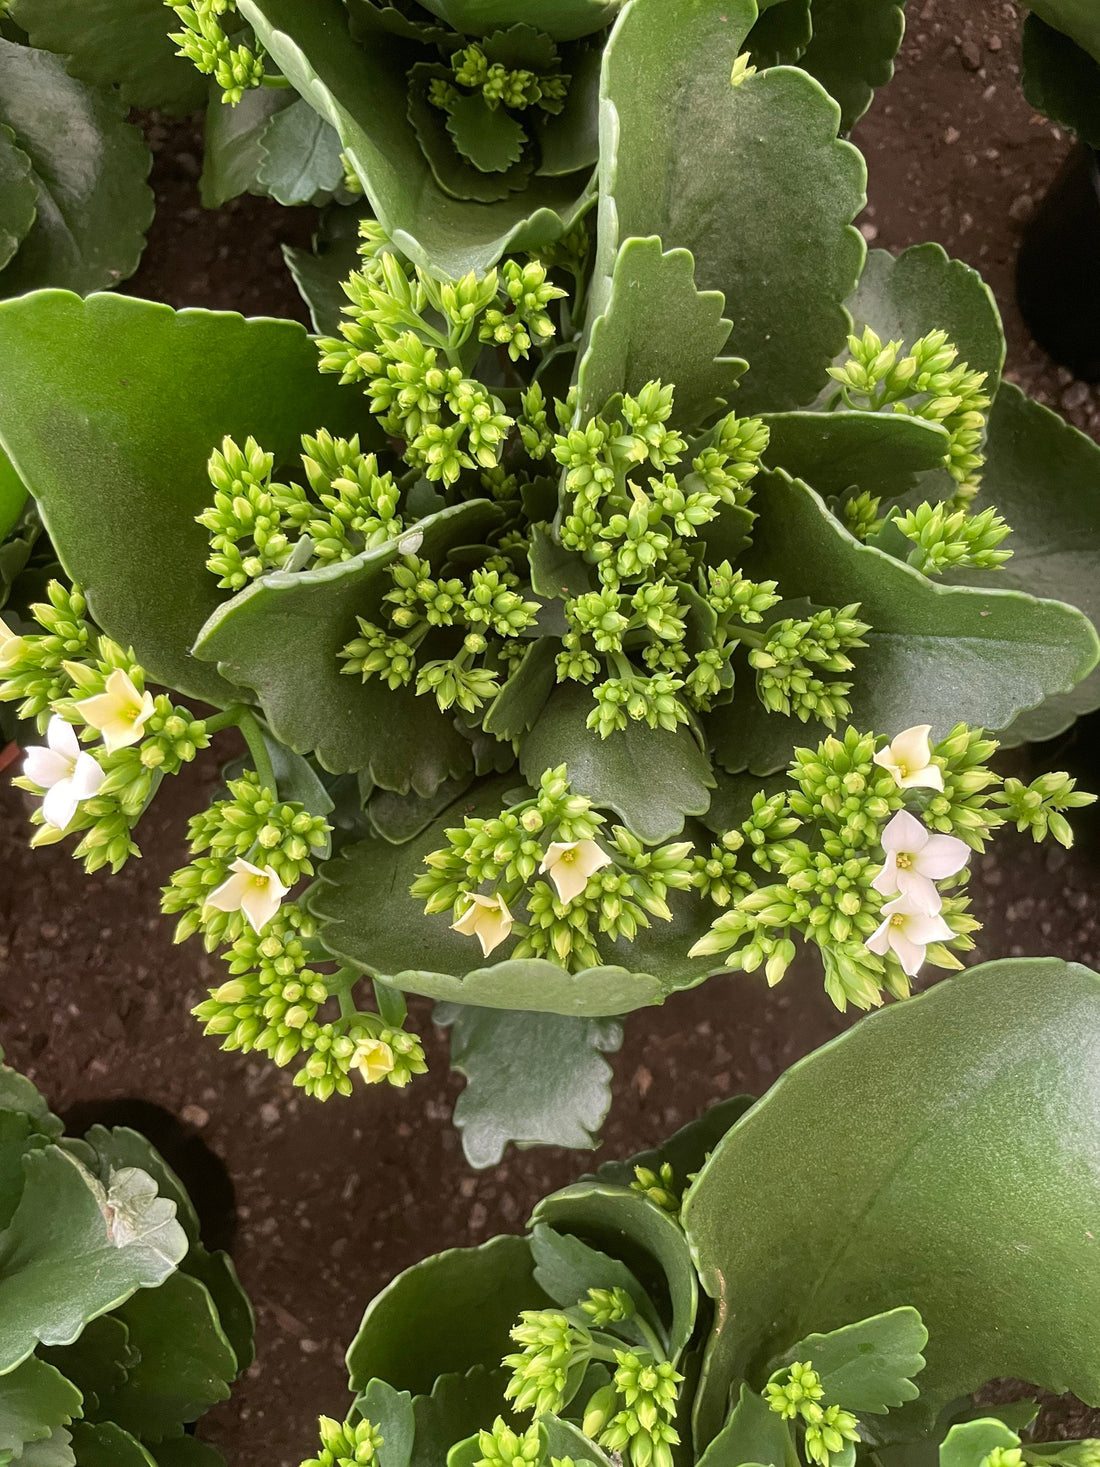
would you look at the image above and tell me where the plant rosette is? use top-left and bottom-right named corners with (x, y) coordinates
top-left (297, 958), bottom-right (1100, 1467)
top-left (0, 1046), bottom-right (253, 1466)
top-left (2, 0), bottom-right (1100, 1165)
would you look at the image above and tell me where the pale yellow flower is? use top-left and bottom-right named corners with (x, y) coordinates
top-left (0, 615), bottom-right (26, 670)
top-left (74, 668), bottom-right (155, 754)
top-left (351, 1037), bottom-right (395, 1085)
top-left (872, 724), bottom-right (944, 791)
top-left (451, 891), bottom-right (513, 957)
top-left (205, 857), bottom-right (289, 934)
top-left (539, 839), bottom-right (612, 905)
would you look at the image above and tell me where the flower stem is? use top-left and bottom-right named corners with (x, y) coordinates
top-left (237, 710), bottom-right (278, 797)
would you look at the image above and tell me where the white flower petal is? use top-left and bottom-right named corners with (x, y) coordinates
top-left (913, 831), bottom-right (970, 880)
top-left (880, 809), bottom-right (928, 855)
top-left (865, 915), bottom-right (893, 956)
top-left (23, 746), bottom-right (74, 789)
top-left (70, 752), bottom-right (105, 801)
top-left (898, 765), bottom-right (945, 792)
top-left (902, 910), bottom-right (954, 946)
top-left (205, 870), bottom-right (251, 914)
top-left (890, 724), bottom-right (934, 770)
top-left (894, 868), bottom-right (943, 915)
top-left (869, 853), bottom-right (900, 898)
top-left (46, 716), bottom-right (80, 761)
top-left (891, 930), bottom-right (929, 977)
top-left (42, 778), bottom-right (79, 831)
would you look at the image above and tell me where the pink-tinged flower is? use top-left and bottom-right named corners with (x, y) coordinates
top-left (205, 857), bottom-right (289, 934)
top-left (866, 894), bottom-right (954, 977)
top-left (870, 809), bottom-right (969, 914)
top-left (872, 725), bottom-right (944, 791)
top-left (539, 839), bottom-right (612, 905)
top-left (23, 715), bottom-right (105, 831)
top-left (451, 891), bottom-right (513, 957)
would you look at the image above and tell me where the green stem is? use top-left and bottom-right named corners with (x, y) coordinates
top-left (634, 1316), bottom-right (668, 1362)
top-left (731, 622), bottom-right (766, 651)
top-left (260, 74), bottom-right (292, 89)
top-left (202, 703), bottom-right (249, 735)
top-left (237, 709), bottom-right (278, 796)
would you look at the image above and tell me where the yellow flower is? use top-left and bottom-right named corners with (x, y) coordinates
top-left (0, 615), bottom-right (26, 670)
top-left (539, 839), bottom-right (612, 905)
top-left (872, 724), bottom-right (944, 791)
top-left (351, 1037), bottom-right (395, 1085)
top-left (451, 891), bottom-right (513, 957)
top-left (74, 668), bottom-right (155, 754)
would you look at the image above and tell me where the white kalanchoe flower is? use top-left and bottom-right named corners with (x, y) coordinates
top-left (870, 809), bottom-right (969, 914)
top-left (205, 857), bottom-right (289, 935)
top-left (865, 893), bottom-right (954, 977)
top-left (0, 615), bottom-right (25, 669)
top-left (451, 891), bottom-right (513, 957)
top-left (23, 715), bottom-right (105, 831)
top-left (872, 724), bottom-right (944, 791)
top-left (351, 1037), bottom-right (395, 1085)
top-left (74, 667), bottom-right (156, 754)
top-left (539, 839), bottom-right (613, 905)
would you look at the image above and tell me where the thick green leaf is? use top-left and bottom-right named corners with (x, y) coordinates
top-left (945, 383), bottom-right (1100, 742)
top-left (542, 1417), bottom-right (614, 1464)
top-left (0, 1147), bottom-right (187, 1372)
top-left (0, 41), bottom-right (153, 297)
top-left (796, 0), bottom-right (906, 132)
top-left (180, 1250), bottom-right (255, 1376)
top-left (1027, 0), bottom-right (1100, 60)
top-left (39, 1314), bottom-right (135, 1413)
top-left (346, 1234), bottom-right (549, 1396)
top-left (597, 0), bottom-right (865, 412)
top-left (482, 638), bottom-right (558, 742)
top-left (309, 782), bottom-right (716, 1012)
top-left (773, 1308), bottom-right (927, 1414)
top-left (257, 97), bottom-right (347, 205)
top-left (746, 0), bottom-right (812, 67)
top-left (446, 93), bottom-right (527, 174)
top-left (532, 42), bottom-right (601, 178)
top-left (761, 411), bottom-right (949, 500)
top-left (939, 1419), bottom-right (1021, 1467)
top-left (193, 502), bottom-right (493, 785)
top-left (710, 469), bottom-right (1099, 774)
top-left (11, 0), bottom-right (207, 113)
top-left (409, 1367), bottom-right (515, 1467)
top-left (577, 237), bottom-right (746, 424)
top-left (532, 1181), bottom-right (698, 1360)
top-left (845, 244), bottom-right (1005, 396)
top-left (151, 1438), bottom-right (226, 1467)
top-left (0, 1064), bottom-right (61, 1139)
top-left (408, 64), bottom-right (533, 205)
top-left (697, 1383), bottom-right (789, 1467)
top-left (201, 85), bottom-right (295, 209)
top-left (15, 1425), bottom-right (75, 1467)
top-left (238, 0), bottom-right (594, 276)
top-left (0, 1114), bottom-right (41, 1233)
top-left (683, 958), bottom-right (1100, 1447)
top-left (519, 685), bottom-right (714, 842)
top-left (1021, 18), bottom-right (1100, 172)
top-left (88, 1272), bottom-right (236, 1441)
top-left (0, 125), bottom-right (35, 273)
top-left (368, 775), bottom-right (474, 844)
top-left (0, 445), bottom-right (28, 543)
top-left (0, 291), bottom-right (367, 707)
top-left (283, 204), bottom-right (365, 335)
top-left (415, 0), bottom-right (620, 42)
top-left (440, 1007), bottom-right (622, 1166)
top-left (529, 1221), bottom-right (662, 1344)
top-left (70, 1421), bottom-right (158, 1467)
top-left (352, 1380), bottom-right (415, 1467)
top-left (0, 1357), bottom-right (81, 1458)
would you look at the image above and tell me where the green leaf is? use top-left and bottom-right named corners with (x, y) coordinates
top-left (78, 1127), bottom-right (201, 1250)
top-left (179, 1250), bottom-right (255, 1377)
top-left (69, 1421), bottom-right (158, 1467)
top-left (0, 1064), bottom-right (61, 1139)
top-left (1027, 0), bottom-right (1100, 61)
top-left (0, 125), bottom-right (35, 273)
top-left (237, 0), bottom-right (594, 276)
top-left (200, 85), bottom-right (295, 209)
top-left (409, 64), bottom-right (533, 205)
top-left (529, 1221), bottom-right (662, 1344)
top-left (283, 204), bottom-right (365, 335)
top-left (542, 1417), bottom-right (614, 1465)
top-left (39, 1314), bottom-right (135, 1414)
top-left (532, 42), bottom-right (601, 178)
top-left (10, 0), bottom-right (207, 114)
top-left (415, 0), bottom-right (620, 43)
top-left (710, 469), bottom-right (1100, 774)
top-left (1022, 17), bottom-right (1100, 166)
top-left (0, 1114), bottom-right (42, 1233)
top-left (0, 1357), bottom-right (81, 1458)
top-left (0, 445), bottom-right (29, 544)
top-left (0, 40), bottom-right (153, 297)
top-left (0, 291), bottom-right (368, 707)
top-left (193, 502), bottom-right (494, 785)
top-left (352, 1379), bottom-right (415, 1467)
top-left (944, 382), bottom-right (1100, 743)
top-left (410, 1367), bottom-right (515, 1467)
top-left (151, 1437), bottom-right (226, 1467)
top-left (257, 97), bottom-right (347, 205)
top-left (439, 1007), bottom-right (622, 1166)
top-left (577, 237), bottom-right (746, 425)
top-left (697, 1383), bottom-right (790, 1467)
top-left (346, 1233), bottom-right (549, 1396)
top-left (309, 782), bottom-right (716, 1013)
top-left (796, 0), bottom-right (906, 132)
top-left (773, 1308), bottom-right (927, 1414)
top-left (846, 244), bottom-right (1005, 396)
top-left (532, 1181), bottom-right (698, 1360)
top-left (368, 775), bottom-right (474, 844)
top-left (760, 410), bottom-right (950, 500)
top-left (939, 1419), bottom-right (1021, 1467)
top-left (88, 1272), bottom-right (236, 1442)
top-left (519, 685), bottom-right (714, 842)
top-left (0, 1147), bottom-right (187, 1372)
top-left (682, 958), bottom-right (1100, 1447)
top-left (446, 93), bottom-right (527, 174)
top-left (596, 0), bottom-right (865, 412)
top-left (482, 639), bottom-right (558, 742)
top-left (746, 0), bottom-right (812, 68)
top-left (527, 523), bottom-right (595, 600)
top-left (16, 1425), bottom-right (75, 1467)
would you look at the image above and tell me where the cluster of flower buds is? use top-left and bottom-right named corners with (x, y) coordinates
top-left (412, 765), bottom-right (695, 971)
top-left (300, 1414), bottom-right (384, 1467)
top-left (431, 39), bottom-right (570, 117)
top-left (691, 722), bottom-right (1094, 1010)
top-left (166, 0), bottom-right (267, 105)
top-left (765, 1361), bottom-right (861, 1467)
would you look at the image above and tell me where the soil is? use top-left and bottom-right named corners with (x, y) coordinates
top-left (3, 1), bottom-right (1100, 1462)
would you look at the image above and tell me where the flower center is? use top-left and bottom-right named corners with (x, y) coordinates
top-left (890, 914), bottom-right (906, 928)
top-left (896, 853), bottom-right (912, 869)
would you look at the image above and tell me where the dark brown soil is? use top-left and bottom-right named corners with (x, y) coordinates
top-left (3, 3), bottom-right (1100, 1462)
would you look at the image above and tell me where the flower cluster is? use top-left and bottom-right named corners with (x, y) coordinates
top-left (503, 1289), bottom-right (682, 1467)
top-left (412, 765), bottom-right (695, 971)
top-left (548, 380), bottom-right (869, 735)
top-left (691, 723), bottom-right (1094, 1010)
top-left (166, 772), bottom-right (428, 1099)
top-left (1, 586), bottom-right (209, 872)
top-left (300, 1415), bottom-right (383, 1467)
top-left (765, 1362), bottom-right (861, 1467)
top-left (316, 227), bottom-right (565, 484)
top-left (165, 0), bottom-right (267, 105)
top-left (431, 39), bottom-right (570, 118)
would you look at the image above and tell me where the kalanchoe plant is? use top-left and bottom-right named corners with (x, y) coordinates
top-left (298, 959), bottom-right (1100, 1467)
top-left (0, 1048), bottom-right (253, 1464)
top-left (1, 0), bottom-right (1100, 1164)
top-left (1017, 2), bottom-right (1100, 146)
